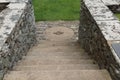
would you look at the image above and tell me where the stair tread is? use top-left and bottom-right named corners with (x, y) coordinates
top-left (30, 48), bottom-right (83, 53)
top-left (18, 59), bottom-right (95, 65)
top-left (22, 55), bottom-right (91, 60)
top-left (27, 52), bottom-right (88, 56)
top-left (29, 44), bottom-right (84, 53)
top-left (22, 55), bottom-right (90, 60)
top-left (4, 70), bottom-right (112, 80)
top-left (35, 40), bottom-right (79, 46)
top-left (13, 64), bottom-right (99, 71)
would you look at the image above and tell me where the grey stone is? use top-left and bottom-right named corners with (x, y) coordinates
top-left (112, 43), bottom-right (120, 59)
top-left (0, 71), bottom-right (4, 80)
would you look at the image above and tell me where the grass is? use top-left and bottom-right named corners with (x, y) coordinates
top-left (33, 0), bottom-right (80, 21)
top-left (115, 13), bottom-right (120, 20)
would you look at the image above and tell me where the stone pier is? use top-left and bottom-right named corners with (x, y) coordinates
top-left (0, 0), bottom-right (36, 79)
top-left (79, 0), bottom-right (120, 80)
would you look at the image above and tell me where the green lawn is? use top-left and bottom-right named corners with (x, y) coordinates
top-left (33, 0), bottom-right (80, 21)
top-left (115, 14), bottom-right (120, 20)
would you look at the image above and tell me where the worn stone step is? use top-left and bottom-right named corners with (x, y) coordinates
top-left (32, 46), bottom-right (84, 52)
top-left (33, 43), bottom-right (82, 48)
top-left (13, 64), bottom-right (99, 71)
top-left (22, 55), bottom-right (90, 60)
top-left (17, 59), bottom-right (95, 66)
top-left (4, 70), bottom-right (112, 80)
top-left (30, 46), bottom-right (83, 53)
top-left (27, 52), bottom-right (88, 56)
top-left (21, 56), bottom-right (91, 62)
top-left (35, 42), bottom-right (80, 47)
top-left (31, 41), bottom-right (82, 51)
top-left (36, 40), bottom-right (79, 46)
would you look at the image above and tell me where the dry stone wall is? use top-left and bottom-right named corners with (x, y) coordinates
top-left (0, 0), bottom-right (36, 79)
top-left (79, 0), bottom-right (120, 80)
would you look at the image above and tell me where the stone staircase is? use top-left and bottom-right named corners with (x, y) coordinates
top-left (3, 22), bottom-right (112, 80)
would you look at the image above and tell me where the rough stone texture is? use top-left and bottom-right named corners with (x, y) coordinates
top-left (45, 27), bottom-right (74, 41)
top-left (36, 21), bottom-right (79, 42)
top-left (0, 0), bottom-right (36, 79)
top-left (101, 0), bottom-right (119, 6)
top-left (79, 0), bottom-right (120, 80)
top-left (101, 0), bottom-right (120, 13)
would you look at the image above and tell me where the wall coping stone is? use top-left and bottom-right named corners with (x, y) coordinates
top-left (101, 0), bottom-right (120, 6)
top-left (7, 3), bottom-right (26, 9)
top-left (85, 0), bottom-right (118, 21)
top-left (97, 21), bottom-right (120, 40)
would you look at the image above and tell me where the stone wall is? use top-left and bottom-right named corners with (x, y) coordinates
top-left (79, 0), bottom-right (120, 80)
top-left (0, 0), bottom-right (36, 79)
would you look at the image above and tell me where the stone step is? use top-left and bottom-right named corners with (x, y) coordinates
top-left (13, 64), bottom-right (99, 71)
top-left (34, 43), bottom-right (81, 48)
top-left (27, 52), bottom-right (88, 56)
top-left (36, 39), bottom-right (78, 45)
top-left (17, 59), bottom-right (95, 66)
top-left (32, 47), bottom-right (82, 52)
top-left (32, 46), bottom-right (84, 51)
top-left (21, 56), bottom-right (91, 62)
top-left (31, 43), bottom-right (83, 48)
top-left (30, 46), bottom-right (83, 52)
top-left (22, 55), bottom-right (90, 60)
top-left (35, 42), bottom-right (80, 47)
top-left (4, 70), bottom-right (112, 80)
